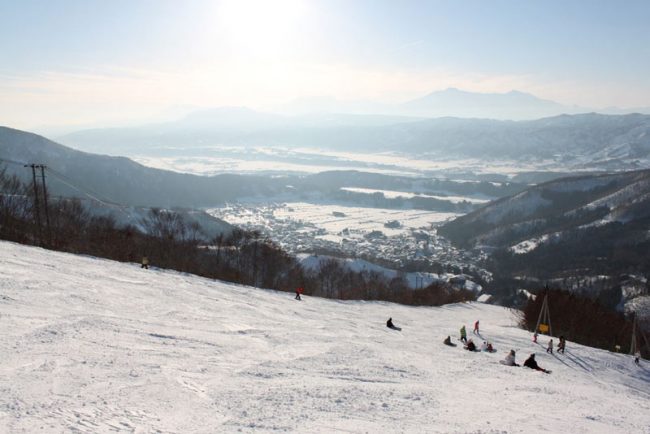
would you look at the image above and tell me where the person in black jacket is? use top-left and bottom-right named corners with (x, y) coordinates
top-left (386, 318), bottom-right (401, 330)
top-left (524, 354), bottom-right (550, 373)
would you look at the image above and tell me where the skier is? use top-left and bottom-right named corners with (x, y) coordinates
top-left (295, 287), bottom-right (303, 301)
top-left (557, 336), bottom-right (566, 354)
top-left (465, 339), bottom-right (477, 351)
top-left (473, 320), bottom-right (480, 334)
top-left (501, 350), bottom-right (519, 366)
top-left (460, 325), bottom-right (467, 343)
top-left (546, 339), bottom-right (553, 354)
top-left (141, 256), bottom-right (149, 269)
top-left (524, 354), bottom-right (550, 373)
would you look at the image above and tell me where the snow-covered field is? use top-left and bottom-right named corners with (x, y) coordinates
top-left (340, 187), bottom-right (491, 204)
top-left (1, 241), bottom-right (648, 433)
top-left (131, 147), bottom-right (550, 178)
top-left (210, 202), bottom-right (457, 240)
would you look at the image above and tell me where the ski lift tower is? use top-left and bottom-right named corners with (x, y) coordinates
top-left (535, 289), bottom-right (553, 337)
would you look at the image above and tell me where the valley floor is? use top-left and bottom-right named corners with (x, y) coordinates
top-left (0, 242), bottom-right (648, 433)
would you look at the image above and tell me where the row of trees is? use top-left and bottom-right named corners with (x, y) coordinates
top-left (521, 288), bottom-right (648, 357)
top-left (0, 166), bottom-right (473, 307)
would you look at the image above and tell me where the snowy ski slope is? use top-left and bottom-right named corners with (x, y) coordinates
top-left (0, 241), bottom-right (648, 433)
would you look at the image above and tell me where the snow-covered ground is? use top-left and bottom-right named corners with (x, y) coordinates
top-left (131, 147), bottom-right (549, 178)
top-left (211, 201), bottom-right (457, 238)
top-left (339, 187), bottom-right (491, 204)
top-left (0, 241), bottom-right (648, 433)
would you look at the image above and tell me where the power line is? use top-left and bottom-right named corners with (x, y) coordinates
top-left (43, 167), bottom-right (143, 223)
top-left (0, 157), bottom-right (29, 167)
top-left (45, 167), bottom-right (121, 209)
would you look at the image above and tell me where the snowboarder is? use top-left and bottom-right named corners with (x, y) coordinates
top-left (386, 318), bottom-right (401, 331)
top-left (500, 350), bottom-right (519, 366)
top-left (524, 354), bottom-right (550, 373)
top-left (295, 287), bottom-right (303, 300)
top-left (546, 339), bottom-right (553, 354)
top-left (141, 256), bottom-right (149, 269)
top-left (557, 336), bottom-right (566, 354)
top-left (465, 339), bottom-right (477, 351)
top-left (460, 325), bottom-right (467, 343)
top-left (473, 320), bottom-right (480, 334)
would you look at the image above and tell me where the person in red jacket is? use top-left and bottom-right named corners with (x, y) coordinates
top-left (295, 287), bottom-right (303, 300)
top-left (473, 320), bottom-right (480, 335)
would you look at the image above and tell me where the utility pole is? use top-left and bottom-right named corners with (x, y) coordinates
top-left (37, 165), bottom-right (52, 246)
top-left (25, 164), bottom-right (43, 246)
top-left (630, 313), bottom-right (638, 355)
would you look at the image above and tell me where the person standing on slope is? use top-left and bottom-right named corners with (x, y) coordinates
top-left (557, 336), bottom-right (566, 354)
top-left (460, 325), bottom-right (467, 343)
top-left (473, 320), bottom-right (480, 335)
top-left (141, 256), bottom-right (149, 270)
top-left (295, 287), bottom-right (303, 301)
top-left (524, 354), bottom-right (550, 373)
top-left (546, 339), bottom-right (553, 354)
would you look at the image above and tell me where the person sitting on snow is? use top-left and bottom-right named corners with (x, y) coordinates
top-left (443, 336), bottom-right (452, 346)
top-left (386, 318), bottom-right (401, 330)
top-left (465, 339), bottom-right (477, 351)
top-left (524, 353), bottom-right (549, 373)
top-left (480, 341), bottom-right (488, 351)
top-left (502, 350), bottom-right (519, 366)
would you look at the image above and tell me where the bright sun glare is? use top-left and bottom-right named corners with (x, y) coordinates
top-left (216, 0), bottom-right (308, 58)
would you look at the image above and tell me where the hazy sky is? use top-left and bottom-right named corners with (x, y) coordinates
top-left (1, 0), bottom-right (650, 130)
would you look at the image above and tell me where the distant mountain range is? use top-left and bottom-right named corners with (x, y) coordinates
top-left (400, 88), bottom-right (581, 120)
top-left (57, 110), bottom-right (650, 172)
top-left (0, 126), bottom-right (521, 211)
top-left (275, 88), bottom-right (650, 120)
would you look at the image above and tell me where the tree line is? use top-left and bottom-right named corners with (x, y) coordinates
top-left (520, 288), bottom-right (648, 358)
top-left (0, 166), bottom-right (474, 307)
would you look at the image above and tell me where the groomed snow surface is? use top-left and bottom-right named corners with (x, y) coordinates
top-left (0, 242), bottom-right (648, 433)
